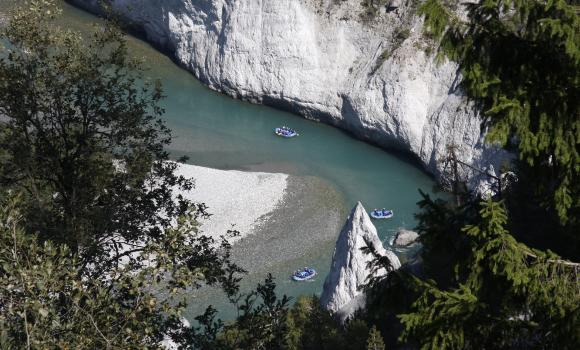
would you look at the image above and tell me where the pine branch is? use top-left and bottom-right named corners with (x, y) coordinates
top-left (522, 250), bottom-right (580, 268)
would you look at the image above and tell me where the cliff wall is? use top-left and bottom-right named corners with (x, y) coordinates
top-left (70, 0), bottom-right (507, 187)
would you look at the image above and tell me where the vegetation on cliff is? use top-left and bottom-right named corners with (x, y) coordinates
top-left (363, 1), bottom-right (580, 349)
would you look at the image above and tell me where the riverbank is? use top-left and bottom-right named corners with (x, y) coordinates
top-left (175, 163), bottom-right (288, 243)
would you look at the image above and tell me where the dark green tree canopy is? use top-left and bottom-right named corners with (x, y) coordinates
top-left (362, 2), bottom-right (580, 349)
top-left (0, 195), bottom-right (233, 349)
top-left (0, 0), bottom-right (200, 277)
top-left (0, 2), bottom-right (244, 347)
top-left (402, 198), bottom-right (579, 349)
top-left (420, 0), bottom-right (579, 224)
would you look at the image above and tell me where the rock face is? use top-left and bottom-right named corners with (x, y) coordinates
top-left (70, 0), bottom-right (508, 187)
top-left (320, 202), bottom-right (400, 323)
top-left (393, 229), bottom-right (419, 246)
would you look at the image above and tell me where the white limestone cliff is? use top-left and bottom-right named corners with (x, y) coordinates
top-left (320, 202), bottom-right (400, 323)
top-left (69, 0), bottom-right (509, 187)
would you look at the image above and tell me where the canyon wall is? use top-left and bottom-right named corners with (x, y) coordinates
top-left (70, 0), bottom-right (508, 189)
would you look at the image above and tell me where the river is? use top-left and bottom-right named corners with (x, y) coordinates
top-left (0, 0), bottom-right (442, 320)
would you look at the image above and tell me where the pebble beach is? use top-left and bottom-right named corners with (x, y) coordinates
top-left (174, 163), bottom-right (289, 243)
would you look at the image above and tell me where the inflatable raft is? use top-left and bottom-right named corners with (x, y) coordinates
top-left (292, 267), bottom-right (316, 281)
top-left (274, 127), bottom-right (299, 138)
top-left (370, 209), bottom-right (394, 219)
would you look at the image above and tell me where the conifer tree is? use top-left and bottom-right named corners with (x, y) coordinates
top-left (397, 200), bottom-right (580, 349)
top-left (371, 4), bottom-right (580, 346)
top-left (419, 0), bottom-right (579, 225)
top-left (366, 326), bottom-right (386, 350)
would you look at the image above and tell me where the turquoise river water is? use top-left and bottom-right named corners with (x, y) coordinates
top-left (0, 1), bottom-right (442, 320)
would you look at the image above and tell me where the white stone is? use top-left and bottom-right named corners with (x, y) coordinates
top-left (320, 202), bottom-right (400, 323)
top-left (393, 229), bottom-right (419, 246)
top-left (388, 0), bottom-right (403, 8)
top-left (70, 0), bottom-right (510, 190)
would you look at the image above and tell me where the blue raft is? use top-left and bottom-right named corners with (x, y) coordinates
top-left (274, 126), bottom-right (299, 138)
top-left (370, 209), bottom-right (394, 219)
top-left (292, 267), bottom-right (316, 281)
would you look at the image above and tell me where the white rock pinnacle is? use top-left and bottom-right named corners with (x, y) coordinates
top-left (320, 202), bottom-right (400, 323)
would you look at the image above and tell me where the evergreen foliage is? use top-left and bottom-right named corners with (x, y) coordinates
top-left (412, 191), bottom-right (478, 286)
top-left (187, 293), bottom-right (371, 350)
top-left (419, 0), bottom-right (580, 225)
top-left (366, 326), bottom-right (386, 350)
top-left (363, 3), bottom-right (580, 346)
top-left (283, 296), bottom-right (347, 350)
top-left (210, 274), bottom-right (291, 350)
top-left (398, 200), bottom-right (580, 349)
